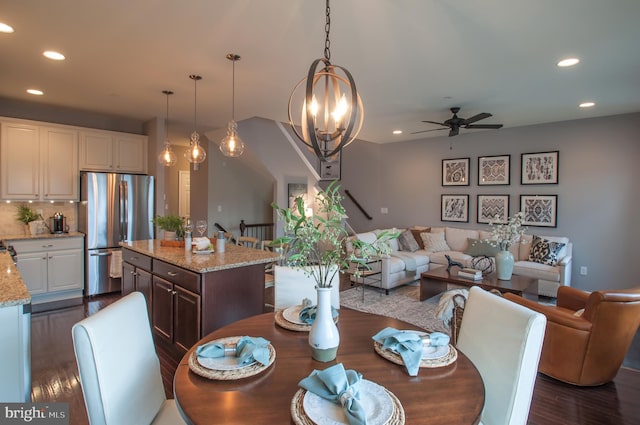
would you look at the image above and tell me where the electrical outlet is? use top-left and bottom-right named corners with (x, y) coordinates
top-left (380, 207), bottom-right (388, 214)
top-left (217, 205), bottom-right (222, 212)
top-left (580, 266), bottom-right (588, 275)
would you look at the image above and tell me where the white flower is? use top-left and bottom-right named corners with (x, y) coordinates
top-left (488, 211), bottom-right (527, 250)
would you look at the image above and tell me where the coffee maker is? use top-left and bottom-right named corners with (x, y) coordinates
top-left (50, 212), bottom-right (67, 234)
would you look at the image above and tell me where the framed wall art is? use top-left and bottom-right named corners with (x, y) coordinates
top-left (441, 194), bottom-right (469, 222)
top-left (442, 157), bottom-right (470, 186)
top-left (319, 152), bottom-right (341, 181)
top-left (287, 183), bottom-right (307, 209)
top-left (520, 195), bottom-right (558, 227)
top-left (477, 194), bottom-right (510, 224)
top-left (478, 155), bottom-right (510, 185)
top-left (521, 151), bottom-right (559, 184)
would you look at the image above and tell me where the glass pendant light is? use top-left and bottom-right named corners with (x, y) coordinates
top-left (219, 53), bottom-right (245, 157)
top-left (184, 74), bottom-right (207, 168)
top-left (158, 90), bottom-right (177, 166)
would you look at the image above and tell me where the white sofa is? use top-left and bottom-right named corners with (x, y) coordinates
top-left (345, 229), bottom-right (429, 294)
top-left (346, 226), bottom-right (572, 297)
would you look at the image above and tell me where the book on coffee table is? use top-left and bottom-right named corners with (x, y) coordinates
top-left (458, 269), bottom-right (482, 280)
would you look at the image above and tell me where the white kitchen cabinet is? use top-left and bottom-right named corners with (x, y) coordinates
top-left (13, 252), bottom-right (47, 295)
top-left (41, 126), bottom-right (79, 200)
top-left (0, 303), bottom-right (31, 402)
top-left (11, 237), bottom-right (84, 310)
top-left (79, 130), bottom-right (148, 174)
top-left (0, 120), bottom-right (78, 201)
top-left (0, 121), bottom-right (40, 200)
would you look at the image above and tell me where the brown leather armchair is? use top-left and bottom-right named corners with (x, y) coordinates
top-left (504, 286), bottom-right (640, 386)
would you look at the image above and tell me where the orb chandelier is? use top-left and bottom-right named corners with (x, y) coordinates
top-left (219, 53), bottom-right (245, 157)
top-left (288, 0), bottom-right (364, 162)
top-left (184, 74), bottom-right (206, 169)
top-left (158, 90), bottom-right (177, 166)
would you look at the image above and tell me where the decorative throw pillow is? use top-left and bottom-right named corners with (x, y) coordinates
top-left (397, 229), bottom-right (420, 252)
top-left (420, 232), bottom-right (451, 253)
top-left (410, 228), bottom-right (428, 249)
top-left (528, 235), bottom-right (566, 266)
top-left (464, 238), bottom-right (500, 257)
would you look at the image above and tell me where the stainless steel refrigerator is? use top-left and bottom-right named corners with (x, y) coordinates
top-left (79, 172), bottom-right (154, 296)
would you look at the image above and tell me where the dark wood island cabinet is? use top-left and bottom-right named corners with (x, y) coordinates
top-left (121, 240), bottom-right (279, 354)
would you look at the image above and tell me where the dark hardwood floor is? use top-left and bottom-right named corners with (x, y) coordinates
top-left (31, 292), bottom-right (640, 425)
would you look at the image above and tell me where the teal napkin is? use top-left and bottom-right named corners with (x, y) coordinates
top-left (236, 336), bottom-right (270, 366)
top-left (298, 298), bottom-right (339, 324)
top-left (428, 332), bottom-right (450, 347)
top-left (298, 363), bottom-right (367, 425)
top-left (372, 327), bottom-right (423, 376)
top-left (196, 336), bottom-right (271, 366)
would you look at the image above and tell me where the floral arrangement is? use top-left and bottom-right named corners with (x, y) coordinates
top-left (272, 180), bottom-right (398, 288)
top-left (488, 211), bottom-right (527, 251)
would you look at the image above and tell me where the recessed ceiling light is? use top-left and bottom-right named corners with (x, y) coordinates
top-left (0, 23), bottom-right (14, 33)
top-left (392, 130), bottom-right (402, 135)
top-left (27, 89), bottom-right (44, 96)
top-left (579, 102), bottom-right (595, 108)
top-left (557, 58), bottom-right (580, 67)
top-left (43, 50), bottom-right (65, 60)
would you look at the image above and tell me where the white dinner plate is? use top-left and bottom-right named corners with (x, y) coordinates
top-left (282, 304), bottom-right (307, 325)
top-left (196, 337), bottom-right (255, 371)
top-left (193, 249), bottom-right (214, 255)
top-left (302, 379), bottom-right (393, 425)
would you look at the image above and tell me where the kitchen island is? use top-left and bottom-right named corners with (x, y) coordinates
top-left (121, 239), bottom-right (280, 354)
top-left (0, 251), bottom-right (31, 402)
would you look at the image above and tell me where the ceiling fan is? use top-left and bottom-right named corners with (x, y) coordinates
top-left (413, 107), bottom-right (503, 137)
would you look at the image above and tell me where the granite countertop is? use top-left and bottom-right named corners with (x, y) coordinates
top-left (0, 252), bottom-right (30, 307)
top-left (121, 239), bottom-right (281, 274)
top-left (1, 232), bottom-right (85, 242)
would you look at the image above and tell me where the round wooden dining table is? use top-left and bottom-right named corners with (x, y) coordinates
top-left (173, 308), bottom-right (484, 425)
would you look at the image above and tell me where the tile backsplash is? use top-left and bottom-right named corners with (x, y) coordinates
top-left (0, 202), bottom-right (78, 236)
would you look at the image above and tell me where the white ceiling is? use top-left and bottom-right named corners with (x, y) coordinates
top-left (1, 0), bottom-right (640, 145)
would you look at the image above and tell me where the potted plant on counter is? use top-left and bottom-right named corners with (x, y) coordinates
top-left (272, 180), bottom-right (398, 361)
top-left (152, 214), bottom-right (185, 240)
top-left (16, 205), bottom-right (41, 235)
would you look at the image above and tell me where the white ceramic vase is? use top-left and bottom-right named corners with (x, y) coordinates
top-left (495, 249), bottom-right (514, 280)
top-left (308, 286), bottom-right (340, 362)
top-left (164, 230), bottom-right (177, 241)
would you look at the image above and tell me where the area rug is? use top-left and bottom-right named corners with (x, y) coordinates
top-left (340, 283), bottom-right (450, 334)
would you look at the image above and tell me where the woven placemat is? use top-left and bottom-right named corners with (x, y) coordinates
top-left (290, 386), bottom-right (405, 425)
top-left (274, 308), bottom-right (339, 332)
top-left (188, 337), bottom-right (276, 380)
top-left (373, 342), bottom-right (457, 369)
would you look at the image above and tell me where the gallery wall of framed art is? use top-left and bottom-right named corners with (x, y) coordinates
top-left (440, 150), bottom-right (559, 227)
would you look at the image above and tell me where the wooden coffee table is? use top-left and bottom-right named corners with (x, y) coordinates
top-left (420, 265), bottom-right (538, 301)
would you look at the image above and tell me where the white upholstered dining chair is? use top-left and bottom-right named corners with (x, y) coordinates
top-left (456, 286), bottom-right (546, 425)
top-left (72, 292), bottom-right (185, 425)
top-left (274, 265), bottom-right (340, 311)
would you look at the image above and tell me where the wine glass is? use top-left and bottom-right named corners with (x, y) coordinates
top-left (195, 220), bottom-right (208, 238)
top-left (184, 218), bottom-right (193, 235)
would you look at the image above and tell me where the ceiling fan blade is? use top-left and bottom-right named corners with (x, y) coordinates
top-left (449, 127), bottom-right (459, 137)
top-left (411, 127), bottom-right (448, 135)
top-left (465, 124), bottom-right (503, 129)
top-left (463, 112), bottom-right (492, 125)
top-left (421, 120), bottom-right (448, 127)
